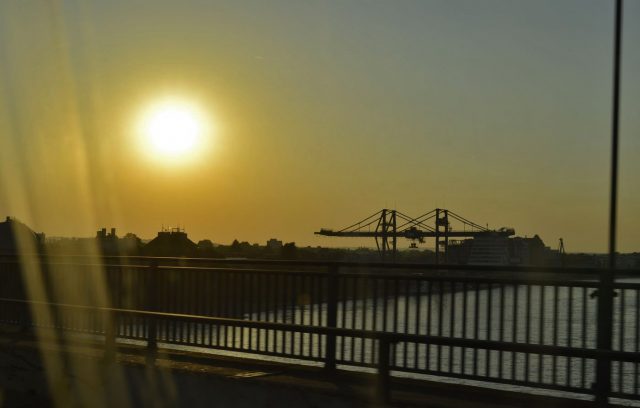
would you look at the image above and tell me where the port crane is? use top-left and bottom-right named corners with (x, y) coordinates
top-left (315, 208), bottom-right (515, 263)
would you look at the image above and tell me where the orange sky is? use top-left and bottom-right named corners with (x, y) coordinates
top-left (0, 1), bottom-right (638, 253)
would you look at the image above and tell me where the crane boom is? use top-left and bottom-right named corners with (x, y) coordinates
top-left (315, 208), bottom-right (515, 263)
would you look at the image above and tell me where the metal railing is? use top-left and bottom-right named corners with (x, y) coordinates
top-left (1, 257), bottom-right (639, 404)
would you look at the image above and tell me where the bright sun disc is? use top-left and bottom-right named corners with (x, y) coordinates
top-left (139, 99), bottom-right (208, 163)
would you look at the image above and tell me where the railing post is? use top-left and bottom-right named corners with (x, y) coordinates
top-left (377, 337), bottom-right (391, 404)
top-left (594, 272), bottom-right (614, 406)
top-left (324, 265), bottom-right (338, 371)
top-left (595, 0), bottom-right (623, 404)
top-left (104, 310), bottom-right (116, 362)
top-left (146, 260), bottom-right (158, 364)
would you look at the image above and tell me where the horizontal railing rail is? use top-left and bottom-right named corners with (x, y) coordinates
top-left (3, 253), bottom-right (639, 275)
top-left (3, 296), bottom-right (640, 362)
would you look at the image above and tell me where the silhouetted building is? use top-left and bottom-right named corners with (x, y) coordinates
top-left (508, 235), bottom-right (549, 266)
top-left (266, 238), bottom-right (283, 250)
top-left (142, 227), bottom-right (197, 257)
top-left (0, 216), bottom-right (45, 254)
top-left (96, 227), bottom-right (119, 255)
top-left (448, 234), bottom-right (553, 266)
top-left (468, 235), bottom-right (510, 265)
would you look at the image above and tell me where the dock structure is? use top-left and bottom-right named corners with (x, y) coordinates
top-left (315, 208), bottom-right (514, 262)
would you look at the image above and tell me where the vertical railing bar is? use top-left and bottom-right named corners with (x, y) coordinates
top-left (438, 280), bottom-right (444, 373)
top-left (212, 272), bottom-right (219, 348)
top-left (321, 274), bottom-right (327, 359)
top-left (351, 277), bottom-right (358, 363)
top-left (449, 280), bottom-right (455, 374)
top-left (352, 277), bottom-right (357, 362)
top-left (307, 276), bottom-right (318, 357)
top-left (256, 269), bottom-right (262, 340)
top-left (393, 279), bottom-right (399, 335)
top-left (404, 278), bottom-right (410, 369)
top-left (539, 285), bottom-right (545, 385)
top-left (338, 277), bottom-right (345, 361)
top-left (619, 289), bottom-right (625, 393)
top-left (209, 271), bottom-right (214, 347)
top-left (275, 272), bottom-right (280, 353)
top-left (391, 278), bottom-right (398, 369)
top-left (246, 271), bottom-right (251, 350)
top-left (264, 272), bottom-right (270, 352)
top-left (255, 271), bottom-right (260, 352)
top-left (306, 275), bottom-right (312, 357)
top-left (195, 269), bottom-right (202, 344)
top-left (377, 337), bottom-right (391, 404)
top-left (193, 269), bottom-right (198, 344)
top-left (184, 269), bottom-right (189, 343)
top-left (193, 270), bottom-right (199, 345)
top-left (486, 283), bottom-right (492, 377)
top-left (344, 276), bottom-right (351, 361)
top-left (582, 286), bottom-right (587, 390)
top-left (233, 271), bottom-right (239, 349)
top-left (291, 273), bottom-right (297, 356)
top-left (273, 272), bottom-right (279, 353)
top-left (227, 271), bottom-right (233, 349)
top-left (325, 266), bottom-right (338, 370)
top-left (568, 286), bottom-right (574, 388)
top-left (247, 272), bottom-right (253, 351)
top-left (290, 273), bottom-right (296, 355)
top-left (361, 278), bottom-right (368, 364)
top-left (206, 270), bottom-right (211, 346)
top-left (180, 269), bottom-right (186, 343)
top-left (369, 278), bottom-right (375, 365)
top-left (512, 284), bottom-right (519, 381)
top-left (276, 272), bottom-right (281, 354)
top-left (215, 271), bottom-right (221, 346)
top-left (473, 282), bottom-right (479, 377)
top-left (236, 271), bottom-right (242, 349)
top-left (525, 284), bottom-right (531, 383)
top-left (282, 272), bottom-right (288, 354)
top-left (266, 271), bottom-right (271, 353)
top-left (462, 281), bottom-right (467, 375)
top-left (298, 275), bottom-right (304, 357)
top-left (383, 278), bottom-right (389, 333)
top-left (635, 289), bottom-right (639, 395)
top-left (301, 275), bottom-right (308, 357)
top-left (187, 269), bottom-right (193, 344)
top-left (498, 283), bottom-right (504, 380)
top-left (373, 279), bottom-right (379, 334)
top-left (219, 271), bottom-right (225, 347)
top-left (146, 262), bottom-right (158, 364)
top-left (415, 278), bottom-right (421, 370)
top-left (553, 285), bottom-right (559, 385)
top-left (426, 281), bottom-right (432, 370)
top-left (313, 275), bottom-right (319, 358)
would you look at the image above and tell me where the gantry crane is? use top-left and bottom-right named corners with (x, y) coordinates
top-left (315, 208), bottom-right (515, 263)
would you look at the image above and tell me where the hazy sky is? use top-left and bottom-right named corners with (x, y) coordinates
top-left (0, 0), bottom-right (638, 253)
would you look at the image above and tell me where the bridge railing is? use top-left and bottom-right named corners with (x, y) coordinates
top-left (0, 257), bottom-right (638, 404)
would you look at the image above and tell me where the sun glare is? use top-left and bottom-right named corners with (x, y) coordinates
top-left (138, 99), bottom-right (210, 164)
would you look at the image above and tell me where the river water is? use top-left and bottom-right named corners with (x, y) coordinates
top-left (122, 278), bottom-right (640, 405)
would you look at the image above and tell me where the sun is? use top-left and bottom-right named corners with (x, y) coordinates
top-left (137, 99), bottom-right (210, 164)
